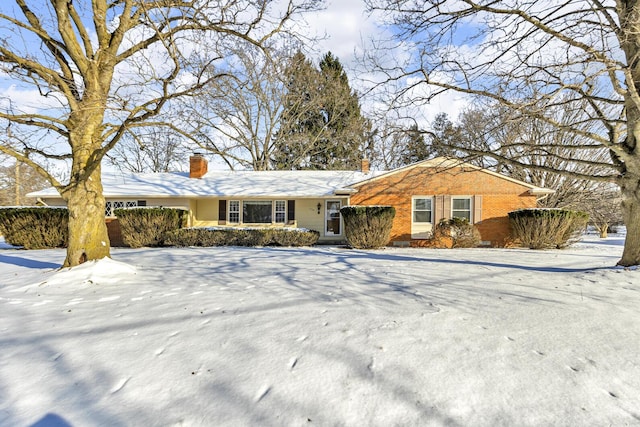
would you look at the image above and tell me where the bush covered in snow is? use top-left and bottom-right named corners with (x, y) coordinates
top-left (509, 208), bottom-right (589, 249)
top-left (0, 206), bottom-right (68, 249)
top-left (114, 207), bottom-right (187, 248)
top-left (433, 217), bottom-right (481, 248)
top-left (340, 205), bottom-right (395, 249)
top-left (163, 227), bottom-right (320, 247)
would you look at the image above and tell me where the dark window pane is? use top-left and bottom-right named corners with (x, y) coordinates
top-left (243, 201), bottom-right (272, 223)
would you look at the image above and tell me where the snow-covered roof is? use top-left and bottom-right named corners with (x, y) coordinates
top-left (28, 157), bottom-right (554, 200)
top-left (29, 169), bottom-right (384, 199)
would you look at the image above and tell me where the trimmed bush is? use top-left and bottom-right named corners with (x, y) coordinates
top-left (340, 205), bottom-right (395, 249)
top-left (509, 208), bottom-right (589, 249)
top-left (270, 229), bottom-right (320, 247)
top-left (0, 207), bottom-right (68, 249)
top-left (163, 227), bottom-right (320, 247)
top-left (163, 228), bottom-right (228, 247)
top-left (433, 217), bottom-right (481, 248)
top-left (114, 207), bottom-right (187, 248)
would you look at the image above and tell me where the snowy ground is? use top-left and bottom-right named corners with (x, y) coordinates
top-left (1, 235), bottom-right (639, 426)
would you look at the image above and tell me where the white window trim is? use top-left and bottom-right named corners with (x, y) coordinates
top-left (106, 200), bottom-right (139, 217)
top-left (451, 196), bottom-right (473, 222)
top-left (228, 200), bottom-right (240, 223)
top-left (228, 199), bottom-right (289, 224)
top-left (412, 196), bottom-right (434, 224)
top-left (411, 196), bottom-right (434, 239)
top-left (275, 200), bottom-right (286, 224)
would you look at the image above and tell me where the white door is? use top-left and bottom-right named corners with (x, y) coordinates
top-left (325, 200), bottom-right (342, 235)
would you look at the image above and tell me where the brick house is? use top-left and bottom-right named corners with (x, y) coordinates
top-left (350, 158), bottom-right (553, 247)
top-left (29, 155), bottom-right (552, 247)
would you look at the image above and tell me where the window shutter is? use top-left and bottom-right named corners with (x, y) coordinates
top-left (473, 195), bottom-right (482, 223)
top-left (287, 200), bottom-right (295, 222)
top-left (219, 200), bottom-right (227, 224)
top-left (434, 195), bottom-right (444, 224)
top-left (443, 195), bottom-right (452, 221)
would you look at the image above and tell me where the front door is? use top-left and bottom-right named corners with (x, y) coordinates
top-left (325, 200), bottom-right (342, 236)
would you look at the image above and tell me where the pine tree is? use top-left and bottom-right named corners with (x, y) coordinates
top-left (399, 124), bottom-right (430, 165)
top-left (273, 51), bottom-right (369, 170)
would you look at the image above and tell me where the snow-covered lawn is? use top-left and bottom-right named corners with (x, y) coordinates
top-left (1, 235), bottom-right (639, 426)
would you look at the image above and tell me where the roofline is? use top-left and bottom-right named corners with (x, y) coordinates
top-left (31, 193), bottom-right (354, 200)
top-left (349, 156), bottom-right (554, 193)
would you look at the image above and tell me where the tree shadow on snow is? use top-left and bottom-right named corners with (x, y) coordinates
top-left (0, 254), bottom-right (59, 270)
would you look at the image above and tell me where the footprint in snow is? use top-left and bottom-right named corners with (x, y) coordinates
top-left (254, 385), bottom-right (271, 403)
top-left (168, 331), bottom-right (180, 337)
top-left (297, 335), bottom-right (308, 342)
top-left (155, 348), bottom-right (165, 356)
top-left (288, 357), bottom-right (298, 370)
top-left (98, 296), bottom-right (120, 302)
top-left (505, 336), bottom-right (515, 341)
top-left (110, 377), bottom-right (131, 394)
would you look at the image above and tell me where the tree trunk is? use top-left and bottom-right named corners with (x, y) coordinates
top-left (618, 175), bottom-right (640, 266)
top-left (599, 223), bottom-right (609, 239)
top-left (62, 164), bottom-right (111, 267)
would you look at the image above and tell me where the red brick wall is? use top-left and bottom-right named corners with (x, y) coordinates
top-left (350, 165), bottom-right (538, 247)
top-left (106, 218), bottom-right (125, 247)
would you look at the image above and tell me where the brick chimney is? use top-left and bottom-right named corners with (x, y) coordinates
top-left (361, 158), bottom-right (370, 173)
top-left (189, 153), bottom-right (208, 178)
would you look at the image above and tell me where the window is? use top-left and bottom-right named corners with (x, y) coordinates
top-left (413, 198), bottom-right (432, 223)
top-left (229, 200), bottom-right (240, 223)
top-left (452, 197), bottom-right (472, 221)
top-left (243, 200), bottom-right (272, 223)
top-left (275, 200), bottom-right (286, 223)
top-left (105, 200), bottom-right (138, 217)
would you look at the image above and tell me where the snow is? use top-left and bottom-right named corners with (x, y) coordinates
top-left (28, 169), bottom-right (383, 199)
top-left (1, 235), bottom-right (639, 426)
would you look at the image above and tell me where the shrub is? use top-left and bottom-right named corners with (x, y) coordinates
top-left (433, 217), bottom-right (481, 248)
top-left (114, 207), bottom-right (187, 248)
top-left (508, 208), bottom-right (589, 249)
top-left (270, 228), bottom-right (320, 247)
top-left (0, 207), bottom-right (68, 249)
top-left (340, 205), bottom-right (395, 249)
top-left (164, 227), bottom-right (320, 247)
top-left (163, 228), bottom-right (228, 247)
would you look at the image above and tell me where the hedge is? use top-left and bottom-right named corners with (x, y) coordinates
top-left (0, 207), bottom-right (68, 249)
top-left (340, 205), bottom-right (395, 249)
top-left (163, 227), bottom-right (320, 247)
top-left (508, 208), bottom-right (589, 249)
top-left (114, 207), bottom-right (187, 248)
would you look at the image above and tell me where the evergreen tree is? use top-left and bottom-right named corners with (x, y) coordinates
top-left (399, 124), bottom-right (430, 165)
top-left (273, 51), bottom-right (369, 170)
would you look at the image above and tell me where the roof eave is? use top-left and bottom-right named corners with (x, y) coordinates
top-left (528, 188), bottom-right (556, 195)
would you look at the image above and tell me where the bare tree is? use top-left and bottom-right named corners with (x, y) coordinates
top-left (106, 127), bottom-right (188, 173)
top-left (0, 0), bottom-right (321, 266)
top-left (365, 1), bottom-right (640, 266)
top-left (0, 157), bottom-right (48, 206)
top-left (181, 45), bottom-right (292, 170)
